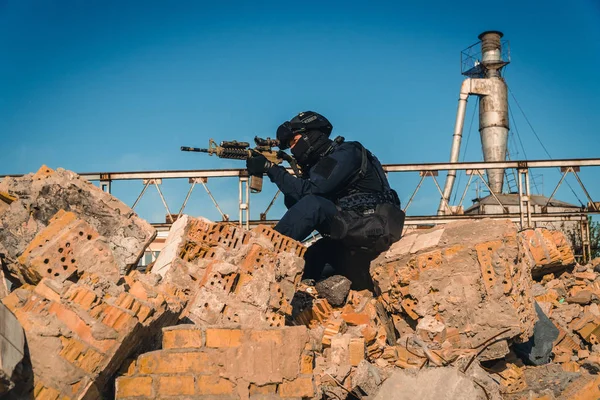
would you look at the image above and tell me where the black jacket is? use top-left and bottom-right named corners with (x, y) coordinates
top-left (266, 141), bottom-right (390, 207)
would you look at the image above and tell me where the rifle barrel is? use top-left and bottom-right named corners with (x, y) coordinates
top-left (181, 146), bottom-right (209, 153)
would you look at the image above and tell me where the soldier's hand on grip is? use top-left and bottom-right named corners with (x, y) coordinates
top-left (246, 151), bottom-right (272, 175)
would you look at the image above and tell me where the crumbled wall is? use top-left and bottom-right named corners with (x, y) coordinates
top-left (151, 215), bottom-right (306, 328)
top-left (370, 219), bottom-right (543, 360)
top-left (0, 166), bottom-right (155, 281)
top-left (116, 325), bottom-right (314, 399)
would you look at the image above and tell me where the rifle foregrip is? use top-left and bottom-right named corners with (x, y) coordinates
top-left (249, 175), bottom-right (263, 193)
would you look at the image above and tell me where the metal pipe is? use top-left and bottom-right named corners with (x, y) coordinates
top-left (524, 168), bottom-right (532, 227)
top-left (517, 169), bottom-right (524, 229)
top-left (585, 218), bottom-right (591, 263)
top-left (238, 178), bottom-right (243, 228)
top-left (438, 32), bottom-right (509, 214)
top-left (438, 79), bottom-right (471, 215)
top-left (479, 78), bottom-right (509, 193)
top-left (479, 31), bottom-right (504, 78)
top-left (246, 179), bottom-right (250, 230)
top-left (477, 32), bottom-right (510, 193)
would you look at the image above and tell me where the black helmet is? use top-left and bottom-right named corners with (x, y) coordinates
top-left (276, 111), bottom-right (333, 150)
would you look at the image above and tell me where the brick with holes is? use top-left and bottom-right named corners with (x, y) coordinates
top-left (152, 215), bottom-right (305, 328)
top-left (17, 210), bottom-right (120, 284)
top-left (0, 165), bottom-right (155, 282)
top-left (370, 219), bottom-right (555, 361)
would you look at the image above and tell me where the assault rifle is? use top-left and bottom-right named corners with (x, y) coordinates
top-left (181, 137), bottom-right (300, 193)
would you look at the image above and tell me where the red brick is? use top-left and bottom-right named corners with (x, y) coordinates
top-left (34, 382), bottom-right (64, 400)
top-left (138, 350), bottom-right (221, 374)
top-left (249, 329), bottom-right (283, 344)
top-left (47, 302), bottom-right (117, 352)
top-left (59, 337), bottom-right (105, 374)
top-left (278, 375), bottom-right (314, 398)
top-left (1, 290), bottom-right (25, 313)
top-left (98, 304), bottom-right (136, 330)
top-left (33, 279), bottom-right (62, 302)
top-left (116, 293), bottom-right (153, 323)
top-left (249, 383), bottom-right (278, 395)
top-left (158, 375), bottom-right (195, 396)
top-left (349, 338), bottom-right (365, 366)
top-left (341, 311), bottom-right (371, 326)
top-left (59, 337), bottom-right (86, 364)
top-left (300, 351), bottom-right (314, 374)
top-left (163, 328), bottom-right (204, 349)
top-left (205, 328), bottom-right (242, 348)
top-left (197, 375), bottom-right (235, 395)
top-left (68, 286), bottom-right (97, 310)
top-left (116, 376), bottom-right (153, 398)
top-left (77, 349), bottom-right (105, 374)
top-left (128, 280), bottom-right (151, 301)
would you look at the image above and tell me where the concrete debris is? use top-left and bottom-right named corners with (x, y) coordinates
top-left (0, 303), bottom-right (25, 394)
top-left (513, 302), bottom-right (559, 365)
top-left (351, 359), bottom-right (383, 396)
top-left (2, 166), bottom-right (600, 400)
top-left (372, 367), bottom-right (486, 400)
top-left (315, 275), bottom-right (352, 307)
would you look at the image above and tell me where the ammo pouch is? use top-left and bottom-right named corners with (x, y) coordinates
top-left (329, 203), bottom-right (405, 253)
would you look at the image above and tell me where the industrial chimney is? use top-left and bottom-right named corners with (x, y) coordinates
top-left (438, 31), bottom-right (510, 215)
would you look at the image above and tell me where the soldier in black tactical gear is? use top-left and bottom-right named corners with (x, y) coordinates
top-left (246, 111), bottom-right (405, 290)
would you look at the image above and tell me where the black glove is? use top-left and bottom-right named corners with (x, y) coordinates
top-left (246, 152), bottom-right (272, 175)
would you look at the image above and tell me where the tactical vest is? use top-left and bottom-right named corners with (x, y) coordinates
top-left (333, 141), bottom-right (399, 212)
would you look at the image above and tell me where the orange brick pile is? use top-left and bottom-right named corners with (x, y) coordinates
top-left (534, 257), bottom-right (600, 369)
top-left (1, 268), bottom-right (186, 398)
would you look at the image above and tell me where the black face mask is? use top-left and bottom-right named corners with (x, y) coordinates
top-left (291, 134), bottom-right (312, 165)
top-left (290, 131), bottom-right (332, 168)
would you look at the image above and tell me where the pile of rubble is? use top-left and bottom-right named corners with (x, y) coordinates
top-left (1, 166), bottom-right (600, 400)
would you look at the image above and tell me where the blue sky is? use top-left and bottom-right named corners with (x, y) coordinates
top-left (1, 1), bottom-right (599, 223)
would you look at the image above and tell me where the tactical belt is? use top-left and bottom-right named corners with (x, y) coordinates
top-left (337, 190), bottom-right (400, 213)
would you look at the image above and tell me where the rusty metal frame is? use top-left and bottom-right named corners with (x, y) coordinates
top-left (403, 171), bottom-right (439, 213)
top-left (132, 178), bottom-right (175, 224)
top-left (544, 166), bottom-right (596, 212)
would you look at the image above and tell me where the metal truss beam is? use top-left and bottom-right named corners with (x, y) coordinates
top-left (4, 158), bottom-right (600, 182)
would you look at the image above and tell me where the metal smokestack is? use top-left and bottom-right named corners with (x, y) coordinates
top-left (478, 31), bottom-right (509, 194)
top-left (438, 31), bottom-right (510, 215)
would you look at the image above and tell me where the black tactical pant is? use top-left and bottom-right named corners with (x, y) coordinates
top-left (303, 237), bottom-right (377, 292)
top-left (274, 194), bottom-right (338, 241)
top-left (274, 194), bottom-right (378, 291)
